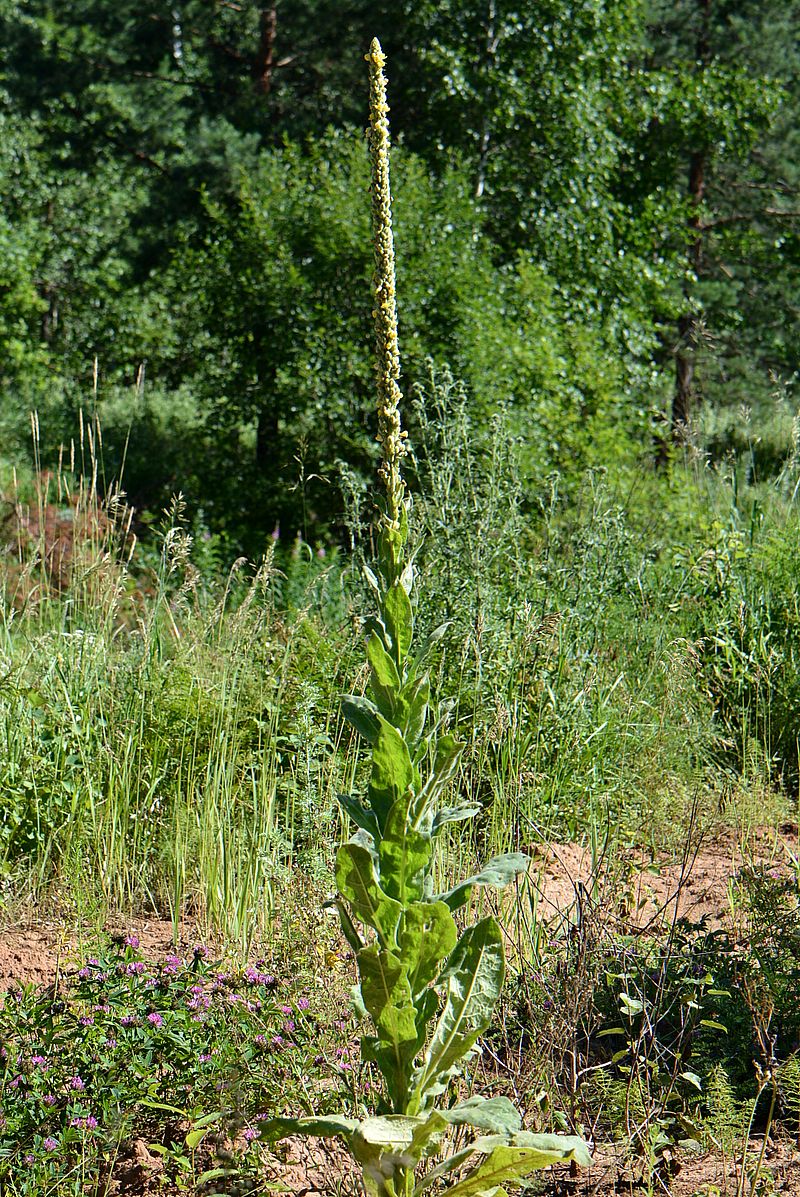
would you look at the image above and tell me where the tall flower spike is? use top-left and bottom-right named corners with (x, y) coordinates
top-left (366, 38), bottom-right (407, 534)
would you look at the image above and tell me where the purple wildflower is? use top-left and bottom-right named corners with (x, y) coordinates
top-left (243, 1128), bottom-right (258, 1143)
top-left (297, 997), bottom-right (311, 1010)
top-left (42, 1094), bottom-right (57, 1106)
top-left (68, 1075), bottom-right (85, 1091)
top-left (147, 1012), bottom-right (164, 1028)
top-left (44, 1137), bottom-right (58, 1152)
top-left (124, 935), bottom-right (140, 949)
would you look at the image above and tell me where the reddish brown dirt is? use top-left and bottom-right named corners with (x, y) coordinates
top-left (525, 824), bottom-right (799, 933)
top-left (0, 918), bottom-right (207, 989)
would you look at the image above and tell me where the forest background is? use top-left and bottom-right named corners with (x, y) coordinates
top-left (3, 0), bottom-right (800, 552)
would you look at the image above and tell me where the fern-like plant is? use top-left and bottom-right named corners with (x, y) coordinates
top-left (260, 40), bottom-right (590, 1197)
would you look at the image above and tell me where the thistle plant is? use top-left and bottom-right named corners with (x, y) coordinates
top-left (261, 40), bottom-right (590, 1196)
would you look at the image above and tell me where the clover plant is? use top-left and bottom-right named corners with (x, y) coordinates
top-left (261, 39), bottom-right (590, 1197)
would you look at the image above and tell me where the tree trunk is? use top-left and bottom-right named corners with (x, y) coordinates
top-left (254, 6), bottom-right (277, 95)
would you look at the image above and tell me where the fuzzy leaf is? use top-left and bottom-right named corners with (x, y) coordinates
top-left (331, 897), bottom-right (364, 955)
top-left (358, 944), bottom-right (418, 1108)
top-left (341, 695), bottom-right (382, 744)
top-left (383, 581), bottom-right (414, 662)
top-left (403, 675), bottom-right (430, 750)
top-left (368, 632), bottom-right (402, 719)
top-left (258, 1114), bottom-right (358, 1143)
top-left (413, 734), bottom-right (464, 827)
top-left (398, 901), bottom-right (458, 997)
top-left (442, 1097), bottom-right (522, 1135)
top-left (337, 792), bottom-right (380, 842)
top-left (413, 918), bottom-right (505, 1104)
top-left (432, 804), bottom-right (481, 833)
top-left (442, 1133), bottom-right (592, 1196)
top-left (437, 853), bottom-right (529, 913)
top-left (363, 564), bottom-right (381, 599)
top-left (379, 796), bottom-right (432, 903)
top-left (410, 621), bottom-right (451, 673)
top-left (368, 717), bottom-right (414, 831)
top-left (336, 842), bottom-right (402, 941)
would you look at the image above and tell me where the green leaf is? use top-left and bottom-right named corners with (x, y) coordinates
top-left (410, 621), bottom-right (451, 674)
top-left (358, 944), bottom-right (418, 1108)
top-left (437, 853), bottom-right (529, 912)
top-left (432, 804), bottom-right (481, 833)
top-left (379, 796), bottom-right (433, 903)
top-left (441, 1133), bottom-right (591, 1196)
top-left (336, 842), bottom-right (401, 941)
top-left (412, 734), bottom-right (464, 827)
top-left (337, 792), bottom-right (380, 842)
top-left (413, 918), bottom-right (505, 1105)
top-left (331, 896), bottom-right (364, 955)
top-left (342, 695), bottom-right (382, 744)
top-left (368, 717), bottom-right (415, 831)
top-left (402, 675), bottom-right (430, 749)
top-left (442, 1096), bottom-right (522, 1136)
top-left (258, 1114), bottom-right (359, 1143)
top-left (185, 1127), bottom-right (208, 1150)
top-left (383, 581), bottom-right (413, 662)
top-left (398, 901), bottom-right (458, 997)
top-left (354, 1115), bottom-right (422, 1148)
top-left (368, 632), bottom-right (402, 719)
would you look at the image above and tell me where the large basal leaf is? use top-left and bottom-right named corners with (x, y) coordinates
top-left (383, 580), bottom-right (413, 662)
top-left (412, 918), bottom-right (505, 1106)
top-left (336, 842), bottom-right (401, 942)
top-left (379, 796), bottom-right (433, 903)
top-left (439, 1133), bottom-right (592, 1197)
top-left (357, 944), bottom-right (418, 1108)
top-left (442, 1097), bottom-right (522, 1136)
top-left (341, 694), bottom-right (382, 744)
top-left (257, 1113), bottom-right (358, 1143)
top-left (436, 853), bottom-right (529, 913)
top-left (397, 901), bottom-right (457, 997)
top-left (368, 716), bottom-right (415, 831)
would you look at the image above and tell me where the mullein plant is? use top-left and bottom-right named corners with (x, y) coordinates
top-left (262, 39), bottom-right (591, 1196)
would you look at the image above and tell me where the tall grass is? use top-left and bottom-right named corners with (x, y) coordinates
top-left (1, 394), bottom-right (798, 943)
top-left (0, 432), bottom-right (364, 947)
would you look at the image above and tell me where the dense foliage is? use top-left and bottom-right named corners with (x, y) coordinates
top-left (1, 0), bottom-right (799, 546)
